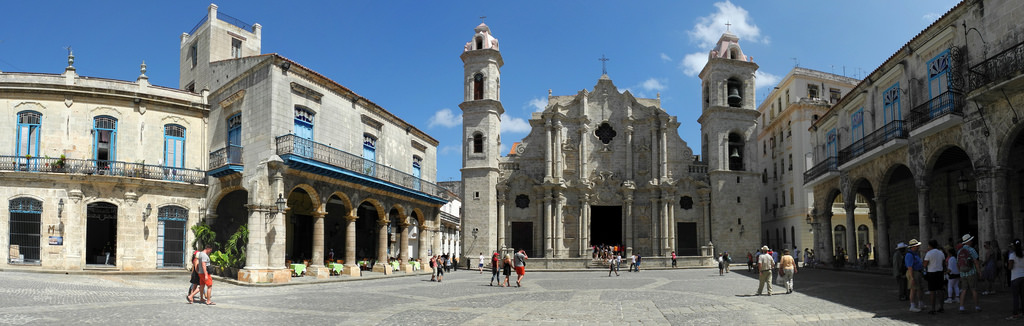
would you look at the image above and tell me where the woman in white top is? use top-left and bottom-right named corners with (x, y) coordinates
top-left (945, 247), bottom-right (960, 304)
top-left (1007, 239), bottom-right (1024, 320)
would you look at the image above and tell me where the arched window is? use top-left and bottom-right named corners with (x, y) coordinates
top-left (475, 36), bottom-right (483, 50)
top-left (473, 73), bottom-right (484, 100)
top-left (164, 124), bottom-right (186, 169)
top-left (728, 133), bottom-right (744, 171)
top-left (93, 116), bottom-right (118, 168)
top-left (727, 78), bottom-right (743, 107)
top-left (157, 206), bottom-right (188, 268)
top-left (363, 134), bottom-right (377, 176)
top-left (833, 225), bottom-right (847, 257)
top-left (473, 133), bottom-right (483, 153)
top-left (857, 224), bottom-right (870, 259)
top-left (8, 197), bottom-right (42, 264)
top-left (16, 111), bottom-right (41, 159)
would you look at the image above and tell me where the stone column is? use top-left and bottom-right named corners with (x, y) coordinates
top-left (372, 219), bottom-right (392, 274)
top-left (822, 211), bottom-right (834, 262)
top-left (544, 120), bottom-right (553, 180)
top-left (342, 215), bottom-right (359, 276)
top-left (699, 190), bottom-right (711, 246)
top-left (306, 211), bottom-right (329, 279)
top-left (650, 197), bottom-right (659, 256)
top-left (544, 189), bottom-right (553, 257)
top-left (418, 226), bottom-right (432, 273)
top-left (554, 190), bottom-right (565, 258)
top-left (651, 128), bottom-right (658, 184)
top-left (624, 194), bottom-right (634, 252)
top-left (497, 188), bottom-right (507, 251)
top-left (431, 222), bottom-right (441, 261)
top-left (916, 177), bottom-right (930, 246)
top-left (626, 126), bottom-right (634, 180)
top-left (400, 220), bottom-right (412, 273)
top-left (874, 194), bottom-right (891, 267)
top-left (581, 126), bottom-right (589, 179)
top-left (555, 121), bottom-right (563, 180)
top-left (660, 121), bottom-right (668, 180)
top-left (992, 167), bottom-right (1012, 248)
top-left (845, 199), bottom-right (857, 265)
top-left (668, 196), bottom-right (676, 254)
top-left (243, 206), bottom-right (266, 270)
top-left (662, 193), bottom-right (670, 255)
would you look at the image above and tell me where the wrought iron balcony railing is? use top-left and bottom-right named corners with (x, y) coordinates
top-left (0, 156), bottom-right (207, 184)
top-left (837, 120), bottom-right (907, 166)
top-left (908, 90), bottom-right (965, 130)
top-left (209, 145), bottom-right (243, 170)
top-left (803, 157), bottom-right (838, 183)
top-left (275, 134), bottom-right (443, 198)
top-left (967, 39), bottom-right (1024, 93)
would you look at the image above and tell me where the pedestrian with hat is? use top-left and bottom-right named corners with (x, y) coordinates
top-left (905, 239), bottom-right (925, 312)
top-left (756, 245), bottom-right (775, 296)
top-left (893, 242), bottom-right (909, 301)
top-left (958, 233), bottom-right (982, 313)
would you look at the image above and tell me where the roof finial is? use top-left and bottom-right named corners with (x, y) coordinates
top-left (725, 21), bottom-right (732, 32)
top-left (140, 60), bottom-right (148, 77)
top-left (65, 46), bottom-right (74, 68)
top-left (479, 16), bottom-right (486, 23)
top-left (599, 54), bottom-right (610, 75)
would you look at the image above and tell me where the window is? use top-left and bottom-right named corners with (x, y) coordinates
top-left (780, 158), bottom-right (784, 175)
top-left (473, 73), bottom-right (484, 100)
top-left (807, 84), bottom-right (819, 99)
top-left (16, 111), bottom-right (41, 159)
top-left (190, 43), bottom-right (198, 68)
top-left (595, 123), bottom-right (617, 144)
top-left (475, 36), bottom-right (483, 50)
top-left (8, 197), bottom-right (42, 263)
top-left (857, 225), bottom-right (870, 259)
top-left (788, 154), bottom-right (793, 170)
top-left (363, 134), bottom-right (377, 176)
top-left (833, 225), bottom-right (846, 256)
top-left (830, 88), bottom-right (841, 104)
top-left (294, 106), bottom-right (315, 157)
top-left (185, 82), bottom-right (195, 93)
top-left (789, 188), bottom-right (794, 205)
top-left (226, 113), bottom-right (241, 164)
top-left (679, 196), bottom-right (693, 210)
top-left (727, 133), bottom-right (744, 171)
top-left (883, 83), bottom-right (901, 123)
top-left (851, 108), bottom-right (865, 155)
top-left (231, 38), bottom-right (242, 59)
top-left (472, 133), bottom-right (483, 153)
top-left (157, 206), bottom-right (188, 268)
top-left (826, 128), bottom-right (838, 159)
top-left (412, 156), bottom-right (422, 190)
top-left (785, 89), bottom-right (790, 104)
top-left (93, 116), bottom-right (118, 168)
top-left (515, 194), bottom-right (530, 208)
top-left (762, 169), bottom-right (767, 183)
top-left (164, 124), bottom-right (186, 171)
top-left (727, 78), bottom-right (743, 107)
top-left (928, 49), bottom-right (953, 116)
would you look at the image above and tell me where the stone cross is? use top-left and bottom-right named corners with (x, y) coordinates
top-left (599, 54), bottom-right (609, 75)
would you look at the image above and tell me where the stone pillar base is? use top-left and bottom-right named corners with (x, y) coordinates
top-left (342, 264), bottom-right (360, 277)
top-left (421, 265), bottom-right (433, 273)
top-left (372, 264), bottom-right (393, 275)
top-left (400, 263), bottom-right (414, 273)
top-left (238, 268), bottom-right (292, 283)
top-left (305, 266), bottom-right (330, 279)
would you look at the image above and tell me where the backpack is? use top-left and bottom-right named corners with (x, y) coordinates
top-left (957, 245), bottom-right (973, 271)
top-left (895, 251), bottom-right (907, 275)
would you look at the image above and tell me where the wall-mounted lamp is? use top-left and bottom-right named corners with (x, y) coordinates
top-left (57, 198), bottom-right (64, 220)
top-left (957, 171), bottom-right (988, 194)
top-left (142, 203), bottom-right (152, 222)
top-left (265, 193), bottom-right (287, 223)
top-left (739, 225), bottom-right (745, 234)
top-left (472, 228), bottom-right (479, 239)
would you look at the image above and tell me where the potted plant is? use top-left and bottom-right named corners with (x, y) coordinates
top-left (53, 154), bottom-right (66, 172)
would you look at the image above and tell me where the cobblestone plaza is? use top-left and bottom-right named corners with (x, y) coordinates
top-left (0, 267), bottom-right (1017, 325)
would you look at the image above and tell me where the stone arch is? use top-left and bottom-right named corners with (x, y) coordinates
top-left (357, 198), bottom-right (386, 222)
top-left (325, 191), bottom-right (353, 215)
top-left (286, 184), bottom-right (321, 212)
top-left (410, 207), bottom-right (427, 226)
top-left (207, 185), bottom-right (247, 216)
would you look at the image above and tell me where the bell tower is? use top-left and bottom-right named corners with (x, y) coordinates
top-left (460, 22), bottom-right (504, 257)
top-left (697, 31), bottom-right (761, 254)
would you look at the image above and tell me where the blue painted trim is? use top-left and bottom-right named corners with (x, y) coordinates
top-left (280, 153), bottom-right (446, 205)
top-left (207, 164), bottom-right (243, 177)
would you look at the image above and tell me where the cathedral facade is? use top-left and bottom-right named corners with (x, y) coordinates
top-left (460, 24), bottom-right (762, 266)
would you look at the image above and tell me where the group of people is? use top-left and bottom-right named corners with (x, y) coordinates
top-left (750, 245), bottom-right (798, 296)
top-left (716, 252), bottom-right (732, 275)
top-left (894, 234), bottom-right (1024, 319)
top-left (428, 254), bottom-right (458, 282)
top-left (592, 244), bottom-right (622, 260)
top-left (186, 244), bottom-right (215, 305)
top-left (479, 249), bottom-right (529, 287)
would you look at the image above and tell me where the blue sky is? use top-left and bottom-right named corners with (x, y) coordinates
top-left (1, 0), bottom-right (961, 184)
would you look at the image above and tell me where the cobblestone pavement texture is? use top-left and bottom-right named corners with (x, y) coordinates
top-left (0, 267), bottom-right (1019, 325)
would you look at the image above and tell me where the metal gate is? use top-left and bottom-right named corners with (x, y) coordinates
top-left (9, 198), bottom-right (42, 263)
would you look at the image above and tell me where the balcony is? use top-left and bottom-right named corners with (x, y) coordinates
top-left (440, 211), bottom-right (461, 226)
top-left (804, 157), bottom-right (838, 186)
top-left (908, 90), bottom-right (965, 138)
top-left (838, 120), bottom-right (908, 169)
top-left (0, 155), bottom-right (207, 184)
top-left (275, 134), bottom-right (446, 203)
top-left (208, 145), bottom-right (243, 178)
top-left (967, 39), bottom-right (1024, 94)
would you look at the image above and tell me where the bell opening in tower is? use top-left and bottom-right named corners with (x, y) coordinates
top-left (589, 206), bottom-right (622, 248)
top-left (473, 73), bottom-right (484, 100)
top-left (727, 79), bottom-right (743, 107)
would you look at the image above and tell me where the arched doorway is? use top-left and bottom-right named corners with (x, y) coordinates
top-left (286, 188), bottom-right (316, 262)
top-left (324, 195), bottom-right (349, 263)
top-left (833, 224), bottom-right (846, 259)
top-left (157, 206), bottom-right (188, 268)
top-left (86, 202), bottom-right (118, 265)
top-left (387, 208), bottom-right (401, 259)
top-left (355, 201), bottom-right (380, 263)
top-left (928, 147), bottom-right (976, 243)
top-left (857, 224), bottom-right (871, 261)
top-left (8, 197), bottom-right (42, 264)
top-left (212, 190), bottom-right (247, 251)
top-left (882, 165), bottom-right (916, 256)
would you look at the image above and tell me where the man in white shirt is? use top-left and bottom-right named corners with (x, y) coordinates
top-left (923, 239), bottom-right (946, 314)
top-left (756, 246), bottom-right (775, 296)
top-left (478, 253), bottom-right (485, 274)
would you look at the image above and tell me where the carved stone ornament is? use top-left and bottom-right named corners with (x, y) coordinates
top-left (515, 194), bottom-right (530, 209)
top-left (515, 142), bottom-right (527, 155)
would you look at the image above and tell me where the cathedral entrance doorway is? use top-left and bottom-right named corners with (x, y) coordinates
top-left (676, 222), bottom-right (698, 256)
top-left (511, 222), bottom-right (532, 256)
top-left (589, 206), bottom-right (622, 248)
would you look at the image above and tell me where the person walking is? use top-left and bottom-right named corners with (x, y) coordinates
top-left (905, 239), bottom-right (925, 312)
top-left (958, 234), bottom-right (982, 313)
top-left (436, 255), bottom-right (446, 282)
top-left (501, 254), bottom-right (513, 287)
top-left (893, 242), bottom-right (909, 301)
top-left (671, 251), bottom-right (677, 268)
top-left (982, 241), bottom-right (1000, 295)
top-left (1006, 239), bottom-right (1023, 320)
top-left (478, 253), bottom-right (485, 274)
top-left (490, 252), bottom-right (501, 286)
top-left (724, 252), bottom-right (732, 273)
top-left (189, 244), bottom-right (214, 305)
top-left (608, 254), bottom-right (619, 277)
top-left (629, 254), bottom-right (637, 272)
top-left (717, 253), bottom-right (724, 276)
top-left (635, 254), bottom-right (642, 272)
top-left (923, 239), bottom-right (946, 314)
top-left (747, 251), bottom-right (754, 272)
top-left (779, 249), bottom-right (797, 294)
top-left (429, 255), bottom-right (437, 281)
top-left (945, 247), bottom-right (960, 304)
top-left (756, 246), bottom-right (774, 296)
top-left (186, 248), bottom-right (204, 304)
top-left (514, 249), bottom-right (528, 287)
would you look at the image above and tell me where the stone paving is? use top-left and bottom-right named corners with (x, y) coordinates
top-left (0, 266), bottom-right (1019, 325)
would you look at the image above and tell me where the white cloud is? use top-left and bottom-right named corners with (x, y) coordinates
top-left (689, 1), bottom-right (764, 48)
top-left (660, 53), bottom-right (672, 62)
top-left (641, 78), bottom-right (667, 92)
top-left (754, 71), bottom-right (781, 89)
top-left (527, 97), bottom-right (548, 112)
top-left (500, 113), bottom-right (532, 133)
top-left (439, 145), bottom-right (460, 156)
top-left (427, 108), bottom-right (462, 128)
top-left (499, 143), bottom-right (509, 156)
top-left (680, 52), bottom-right (708, 77)
top-left (922, 13), bottom-right (941, 22)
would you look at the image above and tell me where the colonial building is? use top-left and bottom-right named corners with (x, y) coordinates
top-left (460, 24), bottom-right (761, 267)
top-left (1, 4), bottom-right (448, 283)
top-left (756, 68), bottom-right (859, 255)
top-left (805, 0), bottom-right (1024, 266)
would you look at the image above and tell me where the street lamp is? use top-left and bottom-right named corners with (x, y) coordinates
top-left (472, 228), bottom-right (478, 239)
top-left (274, 193), bottom-right (287, 213)
top-left (142, 203), bottom-right (152, 222)
top-left (265, 193), bottom-right (287, 224)
top-left (957, 171), bottom-right (987, 194)
top-left (57, 198), bottom-right (64, 220)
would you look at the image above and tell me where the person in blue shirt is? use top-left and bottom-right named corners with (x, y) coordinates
top-left (905, 239), bottom-right (925, 312)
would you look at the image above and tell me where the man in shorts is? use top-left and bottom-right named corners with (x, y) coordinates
top-left (514, 249), bottom-right (528, 287)
top-left (959, 234), bottom-right (982, 313)
top-left (905, 239), bottom-right (925, 312)
top-left (190, 244), bottom-right (215, 305)
top-left (478, 253), bottom-right (485, 274)
top-left (923, 239), bottom-right (946, 314)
